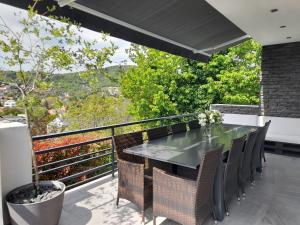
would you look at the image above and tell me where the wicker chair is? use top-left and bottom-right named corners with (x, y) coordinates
top-left (251, 127), bottom-right (263, 181)
top-left (188, 120), bottom-right (201, 130)
top-left (261, 120), bottom-right (271, 163)
top-left (171, 122), bottom-right (187, 134)
top-left (250, 121), bottom-right (271, 181)
top-left (224, 135), bottom-right (246, 215)
top-left (147, 126), bottom-right (169, 140)
top-left (115, 132), bottom-right (152, 223)
top-left (153, 146), bottom-right (223, 225)
top-left (117, 159), bottom-right (152, 223)
top-left (238, 131), bottom-right (258, 195)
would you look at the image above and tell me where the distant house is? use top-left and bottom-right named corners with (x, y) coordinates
top-left (4, 100), bottom-right (16, 108)
top-left (47, 116), bottom-right (68, 133)
top-left (0, 85), bottom-right (10, 94)
top-left (104, 87), bottom-right (120, 97)
top-left (0, 85), bottom-right (10, 103)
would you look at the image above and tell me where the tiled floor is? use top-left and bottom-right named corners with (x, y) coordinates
top-left (59, 153), bottom-right (300, 225)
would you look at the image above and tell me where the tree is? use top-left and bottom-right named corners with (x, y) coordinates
top-left (121, 40), bottom-right (261, 120)
top-left (25, 95), bottom-right (62, 134)
top-left (0, 0), bottom-right (117, 191)
top-left (121, 45), bottom-right (209, 120)
top-left (201, 40), bottom-right (261, 105)
top-left (0, 106), bottom-right (23, 116)
top-left (64, 94), bottom-right (130, 130)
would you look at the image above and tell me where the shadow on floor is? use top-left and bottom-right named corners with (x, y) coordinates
top-left (60, 205), bottom-right (92, 225)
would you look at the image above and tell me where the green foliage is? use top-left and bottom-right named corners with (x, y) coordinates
top-left (0, 107), bottom-right (23, 116)
top-left (121, 45), bottom-right (209, 120)
top-left (202, 40), bottom-right (261, 105)
top-left (22, 95), bottom-right (59, 135)
top-left (51, 65), bottom-right (131, 98)
top-left (0, 0), bottom-right (121, 189)
top-left (121, 40), bottom-right (261, 120)
top-left (64, 94), bottom-right (129, 130)
top-left (0, 1), bottom-right (117, 135)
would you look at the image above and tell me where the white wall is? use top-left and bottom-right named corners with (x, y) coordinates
top-left (259, 116), bottom-right (300, 145)
top-left (0, 122), bottom-right (32, 225)
top-left (222, 113), bottom-right (300, 145)
top-left (222, 113), bottom-right (258, 126)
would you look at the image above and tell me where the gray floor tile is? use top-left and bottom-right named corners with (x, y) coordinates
top-left (59, 153), bottom-right (300, 225)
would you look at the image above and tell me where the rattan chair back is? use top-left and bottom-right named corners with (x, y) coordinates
top-left (147, 126), bottom-right (169, 140)
top-left (261, 120), bottom-right (271, 162)
top-left (188, 120), bottom-right (201, 130)
top-left (152, 146), bottom-right (223, 225)
top-left (251, 120), bottom-right (271, 178)
top-left (239, 130), bottom-right (258, 193)
top-left (195, 146), bottom-right (223, 223)
top-left (171, 122), bottom-right (187, 134)
top-left (224, 135), bottom-right (246, 207)
top-left (114, 131), bottom-right (144, 163)
top-left (251, 127), bottom-right (264, 175)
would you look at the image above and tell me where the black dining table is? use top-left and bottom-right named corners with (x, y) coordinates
top-left (124, 123), bottom-right (258, 221)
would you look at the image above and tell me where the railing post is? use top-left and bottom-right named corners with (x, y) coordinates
top-left (111, 127), bottom-right (115, 177)
top-left (160, 119), bottom-right (163, 127)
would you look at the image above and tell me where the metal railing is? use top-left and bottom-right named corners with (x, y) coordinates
top-left (32, 113), bottom-right (198, 190)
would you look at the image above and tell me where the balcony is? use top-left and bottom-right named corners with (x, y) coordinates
top-left (32, 113), bottom-right (199, 190)
top-left (1, 1), bottom-right (300, 224)
top-left (1, 112), bottom-right (300, 225)
top-left (59, 153), bottom-right (300, 225)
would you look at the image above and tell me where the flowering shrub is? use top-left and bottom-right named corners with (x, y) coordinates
top-left (33, 133), bottom-right (111, 182)
top-left (198, 110), bottom-right (223, 127)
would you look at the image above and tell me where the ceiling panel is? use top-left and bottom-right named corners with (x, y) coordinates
top-left (206, 0), bottom-right (300, 46)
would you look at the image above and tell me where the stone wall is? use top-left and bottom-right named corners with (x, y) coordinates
top-left (261, 42), bottom-right (300, 118)
top-left (210, 104), bottom-right (259, 115)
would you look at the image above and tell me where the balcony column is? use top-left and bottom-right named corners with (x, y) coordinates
top-left (0, 122), bottom-right (32, 225)
top-left (260, 42), bottom-right (300, 144)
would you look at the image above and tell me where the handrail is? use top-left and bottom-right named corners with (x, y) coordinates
top-left (37, 148), bottom-right (111, 169)
top-left (32, 112), bottom-right (198, 141)
top-left (34, 137), bottom-right (112, 154)
top-left (32, 112), bottom-right (199, 190)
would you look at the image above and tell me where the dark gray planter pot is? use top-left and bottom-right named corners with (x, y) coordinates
top-left (6, 181), bottom-right (65, 225)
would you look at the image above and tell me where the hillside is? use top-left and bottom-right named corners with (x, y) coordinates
top-left (52, 65), bottom-right (133, 96)
top-left (1, 65), bottom-right (134, 97)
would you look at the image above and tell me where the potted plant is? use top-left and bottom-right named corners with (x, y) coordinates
top-left (6, 181), bottom-right (65, 225)
top-left (0, 1), bottom-right (117, 224)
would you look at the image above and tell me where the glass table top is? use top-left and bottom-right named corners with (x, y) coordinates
top-left (124, 124), bottom-right (258, 169)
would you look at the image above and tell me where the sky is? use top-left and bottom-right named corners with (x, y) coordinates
top-left (0, 3), bottom-right (133, 71)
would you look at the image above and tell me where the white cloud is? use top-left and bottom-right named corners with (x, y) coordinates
top-left (0, 3), bottom-right (134, 72)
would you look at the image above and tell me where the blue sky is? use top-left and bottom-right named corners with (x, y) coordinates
top-left (0, 3), bottom-right (133, 71)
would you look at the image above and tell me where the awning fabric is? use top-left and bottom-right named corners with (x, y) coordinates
top-left (1, 0), bottom-right (248, 62)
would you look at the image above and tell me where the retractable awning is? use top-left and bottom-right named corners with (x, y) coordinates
top-left (1, 0), bottom-right (249, 62)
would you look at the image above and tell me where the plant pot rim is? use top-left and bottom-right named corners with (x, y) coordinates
top-left (6, 180), bottom-right (65, 206)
